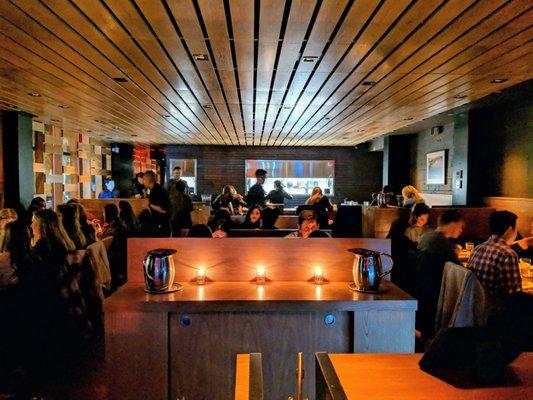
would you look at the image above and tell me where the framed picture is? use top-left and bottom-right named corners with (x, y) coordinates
top-left (426, 150), bottom-right (446, 185)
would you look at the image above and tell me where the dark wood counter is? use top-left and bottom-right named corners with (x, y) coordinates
top-left (105, 280), bottom-right (416, 400)
top-left (105, 238), bottom-right (416, 400)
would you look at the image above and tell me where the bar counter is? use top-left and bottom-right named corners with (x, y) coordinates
top-left (104, 238), bottom-right (416, 400)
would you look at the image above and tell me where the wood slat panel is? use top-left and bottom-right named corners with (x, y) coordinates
top-left (0, 0), bottom-right (530, 145)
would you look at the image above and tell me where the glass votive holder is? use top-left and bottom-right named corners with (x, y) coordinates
top-left (256, 266), bottom-right (266, 284)
top-left (196, 267), bottom-right (206, 285)
top-left (313, 267), bottom-right (324, 284)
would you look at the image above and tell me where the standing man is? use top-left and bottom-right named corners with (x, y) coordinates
top-left (468, 211), bottom-right (522, 314)
top-left (143, 170), bottom-right (170, 237)
top-left (167, 166), bottom-right (189, 194)
top-left (245, 169), bottom-right (267, 208)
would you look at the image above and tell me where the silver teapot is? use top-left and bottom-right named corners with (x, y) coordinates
top-left (143, 248), bottom-right (177, 292)
top-left (348, 248), bottom-right (393, 291)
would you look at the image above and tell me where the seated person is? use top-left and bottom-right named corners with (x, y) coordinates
top-left (511, 217), bottom-right (533, 259)
top-left (240, 206), bottom-right (262, 229)
top-left (305, 187), bottom-right (333, 212)
top-left (285, 210), bottom-right (319, 238)
top-left (404, 203), bottom-right (431, 244)
top-left (212, 185), bottom-right (246, 215)
top-left (266, 180), bottom-right (293, 204)
top-left (401, 185), bottom-right (424, 207)
top-left (260, 207), bottom-right (281, 229)
top-left (468, 211), bottom-right (522, 315)
top-left (187, 224), bottom-right (213, 238)
top-left (98, 177), bottom-right (118, 199)
top-left (209, 209), bottom-right (232, 238)
top-left (371, 185), bottom-right (397, 206)
top-left (416, 209), bottom-right (463, 338)
top-left (308, 230), bottom-right (330, 238)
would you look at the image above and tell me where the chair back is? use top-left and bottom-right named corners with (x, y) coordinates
top-left (435, 262), bottom-right (488, 333)
top-left (86, 240), bottom-right (112, 290)
top-left (101, 236), bottom-right (113, 253)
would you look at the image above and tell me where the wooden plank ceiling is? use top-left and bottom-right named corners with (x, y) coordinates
top-left (0, 0), bottom-right (531, 146)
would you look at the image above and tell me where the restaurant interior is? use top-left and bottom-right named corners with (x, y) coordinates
top-left (0, 1), bottom-right (532, 399)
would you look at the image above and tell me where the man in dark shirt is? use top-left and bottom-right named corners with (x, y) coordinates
top-left (245, 169), bottom-right (267, 208)
top-left (416, 209), bottom-right (463, 337)
top-left (143, 170), bottom-right (170, 237)
top-left (266, 180), bottom-right (293, 204)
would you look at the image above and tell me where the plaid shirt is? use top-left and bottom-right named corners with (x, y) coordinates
top-left (468, 235), bottom-right (522, 310)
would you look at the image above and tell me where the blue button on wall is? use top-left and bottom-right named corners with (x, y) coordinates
top-left (324, 314), bottom-right (335, 325)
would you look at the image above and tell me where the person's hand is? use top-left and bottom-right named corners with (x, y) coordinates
top-left (134, 194), bottom-right (141, 199)
top-left (454, 244), bottom-right (463, 256)
top-left (516, 236), bottom-right (533, 250)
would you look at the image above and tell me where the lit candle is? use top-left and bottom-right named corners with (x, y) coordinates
top-left (196, 267), bottom-right (206, 285)
top-left (314, 267), bottom-right (324, 284)
top-left (256, 266), bottom-right (266, 284)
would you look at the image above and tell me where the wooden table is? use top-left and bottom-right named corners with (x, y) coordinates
top-left (316, 353), bottom-right (533, 400)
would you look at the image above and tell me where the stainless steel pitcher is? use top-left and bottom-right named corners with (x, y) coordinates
top-left (143, 248), bottom-right (177, 292)
top-left (347, 248), bottom-right (393, 291)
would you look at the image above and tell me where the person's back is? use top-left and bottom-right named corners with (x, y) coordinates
top-left (415, 210), bottom-right (463, 338)
top-left (468, 211), bottom-right (522, 314)
top-left (245, 169), bottom-right (267, 207)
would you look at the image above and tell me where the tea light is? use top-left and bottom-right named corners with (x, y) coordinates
top-left (196, 267), bottom-right (206, 285)
top-left (256, 266), bottom-right (266, 284)
top-left (313, 267), bottom-right (324, 284)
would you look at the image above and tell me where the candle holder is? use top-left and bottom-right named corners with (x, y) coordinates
top-left (313, 267), bottom-right (324, 285)
top-left (196, 267), bottom-right (206, 285)
top-left (256, 266), bottom-right (266, 284)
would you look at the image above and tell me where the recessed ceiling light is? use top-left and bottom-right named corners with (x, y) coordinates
top-left (202, 104), bottom-right (212, 109)
top-left (193, 54), bottom-right (208, 61)
top-left (113, 77), bottom-right (128, 83)
top-left (454, 94), bottom-right (467, 99)
top-left (94, 119), bottom-right (105, 123)
top-left (356, 129), bottom-right (365, 132)
top-left (163, 115), bottom-right (171, 118)
top-left (283, 106), bottom-right (291, 110)
top-left (57, 104), bottom-right (69, 109)
top-left (447, 112), bottom-right (454, 116)
top-left (324, 117), bottom-right (331, 120)
top-left (490, 78), bottom-right (508, 83)
top-left (28, 92), bottom-right (41, 97)
top-left (403, 117), bottom-right (414, 121)
top-left (362, 81), bottom-right (376, 86)
top-left (131, 134), bottom-right (138, 137)
top-left (112, 125), bottom-right (119, 130)
top-left (302, 55), bottom-right (318, 62)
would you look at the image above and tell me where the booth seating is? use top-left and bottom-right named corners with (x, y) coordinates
top-left (362, 207), bottom-right (496, 243)
top-left (78, 198), bottom-right (148, 220)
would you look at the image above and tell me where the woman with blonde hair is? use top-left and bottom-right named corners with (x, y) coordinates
top-left (31, 209), bottom-right (76, 255)
top-left (401, 185), bottom-right (424, 207)
top-left (305, 187), bottom-right (333, 211)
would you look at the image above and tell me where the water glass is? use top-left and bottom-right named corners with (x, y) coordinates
top-left (519, 258), bottom-right (531, 278)
top-left (465, 242), bottom-right (475, 252)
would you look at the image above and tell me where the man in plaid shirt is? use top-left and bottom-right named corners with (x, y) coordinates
top-left (468, 211), bottom-right (522, 313)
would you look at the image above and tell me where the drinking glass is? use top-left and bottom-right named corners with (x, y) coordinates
top-left (201, 194), bottom-right (211, 203)
top-left (465, 242), bottom-right (475, 252)
top-left (519, 258), bottom-right (531, 278)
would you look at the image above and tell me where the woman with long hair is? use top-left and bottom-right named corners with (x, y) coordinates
top-left (401, 185), bottom-right (424, 207)
top-left (404, 203), bottom-right (431, 244)
top-left (240, 205), bottom-right (262, 229)
top-left (57, 204), bottom-right (87, 250)
top-left (212, 185), bottom-right (246, 215)
top-left (119, 200), bottom-right (139, 236)
top-left (31, 209), bottom-right (76, 255)
top-left (305, 187), bottom-right (334, 211)
top-left (67, 201), bottom-right (97, 245)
